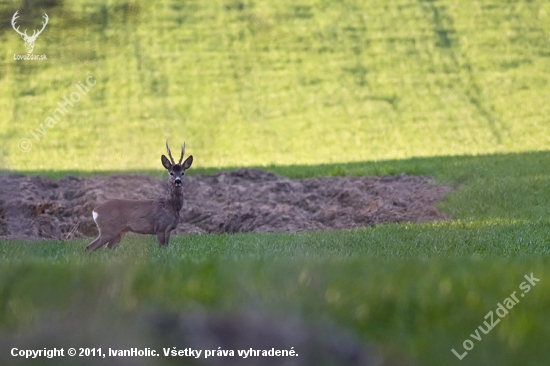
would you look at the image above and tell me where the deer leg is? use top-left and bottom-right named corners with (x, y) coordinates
top-left (86, 234), bottom-right (116, 252)
top-left (163, 230), bottom-right (172, 246)
top-left (106, 232), bottom-right (125, 249)
top-left (156, 232), bottom-right (166, 247)
top-left (86, 236), bottom-right (103, 251)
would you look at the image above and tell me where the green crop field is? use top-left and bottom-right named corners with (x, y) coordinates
top-left (1, 0), bottom-right (550, 365)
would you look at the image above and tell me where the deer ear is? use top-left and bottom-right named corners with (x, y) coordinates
top-left (182, 155), bottom-right (193, 170)
top-left (161, 155), bottom-right (172, 170)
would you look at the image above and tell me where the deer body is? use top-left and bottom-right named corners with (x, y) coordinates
top-left (86, 141), bottom-right (193, 251)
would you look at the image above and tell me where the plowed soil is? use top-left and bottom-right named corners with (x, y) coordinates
top-left (0, 169), bottom-right (452, 240)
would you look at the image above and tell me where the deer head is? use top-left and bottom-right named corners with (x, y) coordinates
top-left (161, 140), bottom-right (193, 187)
top-left (11, 11), bottom-right (49, 54)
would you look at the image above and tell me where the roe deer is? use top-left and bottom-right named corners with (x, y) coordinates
top-left (85, 141), bottom-right (193, 251)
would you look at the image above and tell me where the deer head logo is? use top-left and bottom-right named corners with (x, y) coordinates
top-left (11, 11), bottom-right (49, 54)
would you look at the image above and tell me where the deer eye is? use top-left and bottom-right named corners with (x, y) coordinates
top-left (169, 172), bottom-right (174, 176)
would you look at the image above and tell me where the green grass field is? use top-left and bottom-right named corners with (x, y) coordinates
top-left (1, 0), bottom-right (550, 365)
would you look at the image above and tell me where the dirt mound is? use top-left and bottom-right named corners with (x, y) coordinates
top-left (0, 169), bottom-right (452, 240)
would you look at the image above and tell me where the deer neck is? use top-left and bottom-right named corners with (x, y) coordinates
top-left (166, 182), bottom-right (184, 213)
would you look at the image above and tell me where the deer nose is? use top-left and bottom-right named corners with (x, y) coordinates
top-left (175, 178), bottom-right (182, 185)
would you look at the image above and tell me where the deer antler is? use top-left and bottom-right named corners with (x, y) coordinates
top-left (166, 140), bottom-right (175, 164)
top-left (178, 141), bottom-right (185, 164)
top-left (11, 11), bottom-right (27, 38)
top-left (11, 11), bottom-right (48, 40)
top-left (31, 13), bottom-right (49, 39)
